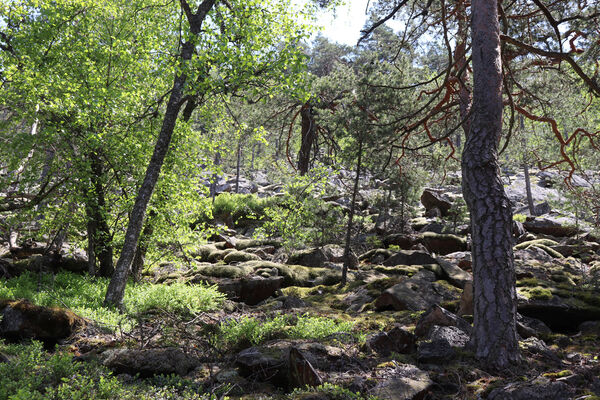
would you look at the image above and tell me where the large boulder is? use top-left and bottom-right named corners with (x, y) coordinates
top-left (383, 250), bottom-right (437, 267)
top-left (217, 276), bottom-right (284, 305)
top-left (487, 376), bottom-right (574, 400)
top-left (417, 325), bottom-right (470, 363)
top-left (414, 304), bottom-right (472, 337)
top-left (287, 248), bottom-right (326, 268)
top-left (420, 189), bottom-right (452, 217)
top-left (236, 341), bottom-right (344, 389)
top-left (523, 216), bottom-right (582, 237)
top-left (0, 300), bottom-right (86, 343)
top-left (420, 233), bottom-right (467, 255)
top-left (102, 348), bottom-right (199, 377)
top-left (374, 270), bottom-right (459, 312)
top-left (367, 325), bottom-right (416, 356)
top-left (435, 257), bottom-right (472, 289)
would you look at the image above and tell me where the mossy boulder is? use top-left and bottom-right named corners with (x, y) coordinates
top-left (514, 238), bottom-right (559, 250)
top-left (0, 299), bottom-right (86, 343)
top-left (359, 248), bottom-right (395, 264)
top-left (196, 264), bottom-right (254, 279)
top-left (419, 232), bottom-right (467, 255)
top-left (239, 260), bottom-right (341, 287)
top-left (223, 251), bottom-right (261, 264)
top-left (192, 244), bottom-right (219, 262)
top-left (287, 248), bottom-right (327, 268)
top-left (102, 348), bottom-right (200, 377)
top-left (383, 250), bottom-right (437, 267)
top-left (235, 238), bottom-right (280, 251)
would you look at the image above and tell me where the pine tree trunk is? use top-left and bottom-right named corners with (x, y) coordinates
top-left (342, 138), bottom-right (362, 286)
top-left (461, 0), bottom-right (519, 369)
top-left (298, 102), bottom-right (316, 176)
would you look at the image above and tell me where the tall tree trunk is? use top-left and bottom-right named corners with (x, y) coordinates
top-left (235, 139), bottom-right (241, 193)
top-left (341, 138), bottom-right (363, 286)
top-left (297, 102), bottom-right (316, 176)
top-left (461, 0), bottom-right (519, 369)
top-left (86, 152), bottom-right (114, 277)
top-left (103, 35), bottom-right (198, 306)
top-left (131, 211), bottom-right (155, 283)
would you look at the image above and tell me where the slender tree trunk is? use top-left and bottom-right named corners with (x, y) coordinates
top-left (454, 0), bottom-right (472, 136)
top-left (235, 140), bottom-right (241, 193)
top-left (298, 102), bottom-right (316, 176)
top-left (524, 164), bottom-right (535, 215)
top-left (131, 211), bottom-right (155, 283)
top-left (104, 39), bottom-right (197, 307)
top-left (461, 0), bottom-right (519, 369)
top-left (341, 138), bottom-right (363, 286)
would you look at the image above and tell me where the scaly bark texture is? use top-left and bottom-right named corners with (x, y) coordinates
top-left (461, 0), bottom-right (520, 369)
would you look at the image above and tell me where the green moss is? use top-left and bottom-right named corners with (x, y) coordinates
top-left (513, 213), bottom-right (527, 223)
top-left (222, 251), bottom-right (260, 264)
top-left (542, 369), bottom-right (572, 379)
top-left (514, 239), bottom-right (559, 250)
top-left (196, 264), bottom-right (253, 278)
top-left (373, 265), bottom-right (421, 276)
top-left (533, 244), bottom-right (564, 258)
top-left (519, 286), bottom-right (553, 300)
top-left (365, 277), bottom-right (403, 297)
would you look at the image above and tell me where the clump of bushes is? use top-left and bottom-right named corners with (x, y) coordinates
top-left (217, 313), bottom-right (355, 351)
top-left (0, 341), bottom-right (211, 400)
top-left (0, 271), bottom-right (225, 329)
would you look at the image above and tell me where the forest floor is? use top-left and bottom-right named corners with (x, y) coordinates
top-left (1, 172), bottom-right (600, 400)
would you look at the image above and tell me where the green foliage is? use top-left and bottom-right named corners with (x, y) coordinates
top-left (0, 271), bottom-right (224, 329)
top-left (217, 313), bottom-right (354, 350)
top-left (254, 167), bottom-right (346, 248)
top-left (0, 341), bottom-right (213, 400)
top-left (513, 213), bottom-right (527, 223)
top-left (291, 382), bottom-right (380, 400)
top-left (200, 192), bottom-right (277, 227)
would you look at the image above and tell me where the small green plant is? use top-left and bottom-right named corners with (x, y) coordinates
top-left (254, 168), bottom-right (346, 249)
top-left (217, 313), bottom-right (355, 350)
top-left (0, 341), bottom-right (213, 400)
top-left (0, 271), bottom-right (225, 329)
top-left (513, 213), bottom-right (527, 223)
top-left (291, 382), bottom-right (381, 400)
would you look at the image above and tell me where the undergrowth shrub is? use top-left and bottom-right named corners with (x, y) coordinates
top-left (290, 382), bottom-right (380, 400)
top-left (197, 192), bottom-right (277, 227)
top-left (0, 341), bottom-right (213, 400)
top-left (0, 271), bottom-right (225, 329)
top-left (217, 313), bottom-right (355, 350)
top-left (254, 168), bottom-right (346, 249)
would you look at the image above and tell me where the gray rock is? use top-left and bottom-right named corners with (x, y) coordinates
top-left (435, 257), bottom-right (472, 288)
top-left (420, 233), bottom-right (467, 255)
top-left (414, 304), bottom-right (472, 337)
top-left (375, 271), bottom-right (458, 312)
top-left (523, 216), bottom-right (582, 237)
top-left (420, 189), bottom-right (452, 217)
top-left (371, 364), bottom-right (433, 400)
top-left (487, 376), bottom-right (574, 400)
top-left (368, 325), bottom-right (416, 356)
top-left (287, 248), bottom-right (326, 268)
top-left (102, 348), bottom-right (199, 377)
top-left (383, 250), bottom-right (437, 267)
top-left (417, 338), bottom-right (455, 364)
